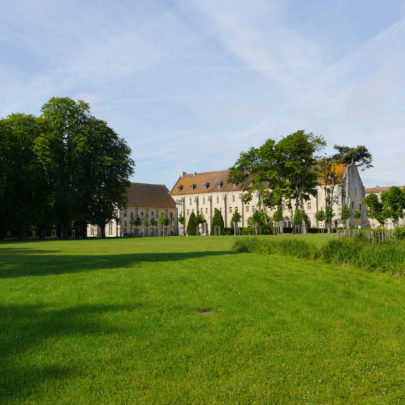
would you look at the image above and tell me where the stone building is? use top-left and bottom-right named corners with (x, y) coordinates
top-left (87, 182), bottom-right (176, 237)
top-left (365, 186), bottom-right (405, 229)
top-left (171, 164), bottom-right (367, 234)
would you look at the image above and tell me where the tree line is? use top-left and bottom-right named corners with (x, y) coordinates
top-left (0, 97), bottom-right (134, 239)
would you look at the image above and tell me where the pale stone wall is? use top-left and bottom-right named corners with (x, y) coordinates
top-left (87, 206), bottom-right (176, 237)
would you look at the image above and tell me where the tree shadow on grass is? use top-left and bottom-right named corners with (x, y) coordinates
top-left (0, 303), bottom-right (141, 403)
top-left (0, 249), bottom-right (233, 278)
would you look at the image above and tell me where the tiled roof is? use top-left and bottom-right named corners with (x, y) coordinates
top-left (171, 170), bottom-right (242, 196)
top-left (127, 183), bottom-right (176, 208)
top-left (365, 186), bottom-right (404, 194)
top-left (171, 165), bottom-right (349, 196)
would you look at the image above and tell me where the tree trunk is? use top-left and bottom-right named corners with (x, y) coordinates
top-left (99, 224), bottom-right (106, 238)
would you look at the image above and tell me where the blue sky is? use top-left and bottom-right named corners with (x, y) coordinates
top-left (1, 0), bottom-right (404, 188)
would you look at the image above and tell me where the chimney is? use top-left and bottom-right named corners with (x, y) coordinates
top-left (181, 171), bottom-right (186, 178)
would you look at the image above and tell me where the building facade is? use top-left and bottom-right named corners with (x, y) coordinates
top-left (365, 186), bottom-right (405, 229)
top-left (87, 182), bottom-right (176, 237)
top-left (171, 165), bottom-right (367, 234)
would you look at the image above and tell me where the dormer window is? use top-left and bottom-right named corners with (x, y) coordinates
top-left (217, 181), bottom-right (224, 190)
top-left (177, 185), bottom-right (183, 192)
top-left (190, 183), bottom-right (196, 191)
top-left (233, 182), bottom-right (238, 188)
top-left (204, 182), bottom-right (210, 190)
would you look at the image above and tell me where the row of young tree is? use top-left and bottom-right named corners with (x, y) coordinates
top-left (126, 212), bottom-right (171, 235)
top-left (180, 130), bottom-right (373, 235)
top-left (0, 97), bottom-right (134, 239)
top-left (365, 186), bottom-right (405, 227)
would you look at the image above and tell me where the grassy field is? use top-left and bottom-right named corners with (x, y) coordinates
top-left (0, 235), bottom-right (404, 404)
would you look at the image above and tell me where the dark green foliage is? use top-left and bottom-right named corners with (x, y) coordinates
top-left (333, 144), bottom-right (373, 170)
top-left (228, 131), bottom-right (325, 215)
top-left (0, 97), bottom-right (134, 238)
top-left (248, 209), bottom-right (272, 234)
top-left (381, 186), bottom-right (405, 224)
top-left (394, 226), bottom-right (405, 240)
top-left (186, 212), bottom-right (197, 236)
top-left (365, 193), bottom-right (386, 225)
top-left (210, 208), bottom-right (224, 235)
top-left (353, 210), bottom-right (361, 219)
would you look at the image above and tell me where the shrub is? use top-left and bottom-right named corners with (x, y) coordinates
top-left (394, 226), bottom-right (405, 240)
top-left (210, 209), bottom-right (224, 235)
top-left (186, 212), bottom-right (197, 236)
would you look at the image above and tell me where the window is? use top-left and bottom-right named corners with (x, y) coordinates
top-left (151, 211), bottom-right (154, 217)
top-left (124, 221), bottom-right (127, 227)
top-left (109, 223), bottom-right (113, 236)
top-left (234, 207), bottom-right (237, 212)
top-left (200, 208), bottom-right (203, 213)
top-left (351, 201), bottom-right (354, 209)
top-left (359, 204), bottom-right (362, 210)
top-left (123, 210), bottom-right (127, 217)
top-left (187, 209), bottom-right (190, 215)
top-left (203, 197), bottom-right (205, 204)
top-left (229, 207), bottom-right (233, 213)
top-left (220, 207), bottom-right (222, 213)
top-left (232, 195), bottom-right (235, 202)
top-left (205, 208), bottom-right (208, 214)
top-left (216, 196), bottom-right (219, 203)
top-left (189, 198), bottom-right (192, 205)
top-left (308, 203), bottom-right (311, 210)
top-left (246, 206), bottom-right (249, 212)
top-left (264, 206), bottom-right (267, 211)
top-left (252, 207), bottom-right (256, 212)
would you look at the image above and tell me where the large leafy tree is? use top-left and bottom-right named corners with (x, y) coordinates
top-left (228, 138), bottom-right (286, 211)
top-left (34, 98), bottom-right (133, 238)
top-left (83, 118), bottom-right (134, 238)
top-left (381, 186), bottom-right (405, 226)
top-left (229, 130), bottom-right (325, 234)
top-left (276, 131), bottom-right (325, 218)
top-left (35, 97), bottom-right (93, 237)
top-left (0, 114), bottom-right (49, 238)
top-left (364, 194), bottom-right (386, 226)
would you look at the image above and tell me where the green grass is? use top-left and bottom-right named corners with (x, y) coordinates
top-left (0, 236), bottom-right (404, 404)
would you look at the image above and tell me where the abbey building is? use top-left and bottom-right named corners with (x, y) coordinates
top-left (170, 164), bottom-right (367, 234)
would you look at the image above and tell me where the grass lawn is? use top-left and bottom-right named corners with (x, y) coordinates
top-left (0, 236), bottom-right (404, 404)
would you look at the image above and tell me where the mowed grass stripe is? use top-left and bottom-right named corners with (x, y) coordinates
top-left (0, 236), bottom-right (404, 404)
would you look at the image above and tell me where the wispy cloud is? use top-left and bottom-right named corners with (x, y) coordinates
top-left (0, 0), bottom-right (404, 187)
